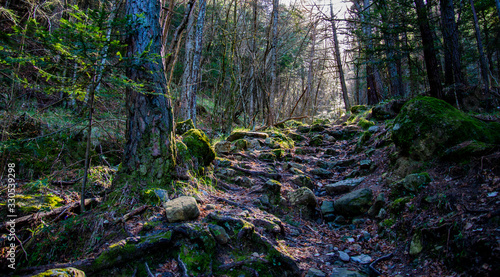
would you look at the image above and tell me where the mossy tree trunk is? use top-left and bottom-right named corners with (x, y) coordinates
top-left (119, 0), bottom-right (175, 186)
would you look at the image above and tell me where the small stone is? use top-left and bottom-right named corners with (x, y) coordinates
top-left (321, 201), bottom-right (335, 214)
top-left (164, 196), bottom-right (200, 223)
top-left (376, 208), bottom-right (387, 219)
top-left (359, 159), bottom-right (372, 169)
top-left (368, 126), bottom-right (380, 133)
top-left (409, 232), bottom-right (423, 255)
top-left (338, 250), bottom-right (350, 262)
top-left (205, 204), bottom-right (216, 210)
top-left (352, 218), bottom-right (365, 226)
top-left (209, 224), bottom-right (230, 245)
top-left (351, 254), bottom-right (372, 264)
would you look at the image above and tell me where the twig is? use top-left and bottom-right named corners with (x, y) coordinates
top-left (145, 262), bottom-right (155, 277)
top-left (178, 254), bottom-right (189, 277)
top-left (50, 177), bottom-right (84, 186)
top-left (368, 253), bottom-right (394, 276)
top-left (120, 205), bottom-right (149, 222)
top-left (15, 234), bottom-right (28, 261)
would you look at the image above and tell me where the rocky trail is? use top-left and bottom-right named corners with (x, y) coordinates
top-left (4, 97), bottom-right (500, 277)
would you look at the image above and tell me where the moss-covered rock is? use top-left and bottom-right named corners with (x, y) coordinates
top-left (227, 131), bottom-right (268, 141)
top-left (232, 138), bottom-right (248, 151)
top-left (175, 118), bottom-right (195, 135)
top-left (290, 174), bottom-right (314, 190)
top-left (350, 105), bottom-right (368, 114)
top-left (309, 134), bottom-right (324, 146)
top-left (442, 140), bottom-right (497, 161)
top-left (333, 188), bottom-right (373, 216)
top-left (214, 140), bottom-right (231, 154)
top-left (182, 129), bottom-right (216, 166)
top-left (372, 99), bottom-right (407, 120)
top-left (358, 118), bottom-right (375, 130)
top-left (392, 96), bottom-right (500, 160)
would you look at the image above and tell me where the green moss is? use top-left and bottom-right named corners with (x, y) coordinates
top-left (233, 138), bottom-right (248, 150)
top-left (182, 129), bottom-right (216, 166)
top-left (176, 118), bottom-right (195, 135)
top-left (265, 130), bottom-right (295, 149)
top-left (284, 120), bottom-right (304, 128)
top-left (392, 96), bottom-right (500, 160)
top-left (15, 193), bottom-right (64, 214)
top-left (358, 118), bottom-right (375, 130)
top-left (350, 105), bottom-right (368, 114)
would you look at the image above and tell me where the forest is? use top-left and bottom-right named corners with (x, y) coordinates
top-left (0, 0), bottom-right (499, 276)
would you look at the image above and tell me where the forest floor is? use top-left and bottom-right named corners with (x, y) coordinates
top-left (1, 106), bottom-right (500, 277)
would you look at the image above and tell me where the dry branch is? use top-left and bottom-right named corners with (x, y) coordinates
top-left (0, 198), bottom-right (101, 232)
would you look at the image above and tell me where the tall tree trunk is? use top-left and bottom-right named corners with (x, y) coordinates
top-left (378, 0), bottom-right (403, 97)
top-left (119, 0), bottom-right (175, 185)
top-left (268, 0), bottom-right (279, 126)
top-left (330, 2), bottom-right (350, 112)
top-left (469, 0), bottom-right (490, 91)
top-left (302, 22), bottom-right (316, 116)
top-left (440, 0), bottom-right (464, 85)
top-left (180, 0), bottom-right (206, 124)
top-left (415, 0), bottom-right (443, 98)
top-left (495, 0), bottom-right (500, 20)
top-left (362, 0), bottom-right (380, 105)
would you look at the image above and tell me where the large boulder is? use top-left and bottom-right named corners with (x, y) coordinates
top-left (392, 96), bottom-right (500, 160)
top-left (182, 129), bottom-right (216, 166)
top-left (164, 196), bottom-right (200, 222)
top-left (334, 188), bottom-right (373, 216)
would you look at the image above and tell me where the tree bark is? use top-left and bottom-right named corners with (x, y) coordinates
top-left (362, 0), bottom-right (380, 105)
top-left (120, 0), bottom-right (175, 185)
top-left (440, 0), bottom-right (464, 85)
top-left (269, 0), bottom-right (279, 126)
top-left (330, 3), bottom-right (350, 112)
top-left (180, 0), bottom-right (206, 124)
top-left (415, 0), bottom-right (443, 98)
top-left (378, 0), bottom-right (403, 97)
top-left (469, 0), bottom-right (490, 91)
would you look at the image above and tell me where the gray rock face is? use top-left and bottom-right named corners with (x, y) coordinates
top-left (368, 125), bottom-right (380, 133)
top-left (367, 193), bottom-right (386, 217)
top-left (214, 140), bottom-right (231, 154)
top-left (306, 268), bottom-right (326, 277)
top-left (164, 196), bottom-right (200, 222)
top-left (289, 187), bottom-right (316, 207)
top-left (351, 254), bottom-right (372, 264)
top-left (338, 250), bottom-right (350, 262)
top-left (321, 201), bottom-right (335, 215)
top-left (290, 174), bottom-right (314, 189)
top-left (330, 268), bottom-right (367, 277)
top-left (310, 168), bottom-right (332, 178)
top-left (227, 131), bottom-right (269, 141)
top-left (334, 188), bottom-right (373, 216)
top-left (325, 177), bottom-right (366, 195)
